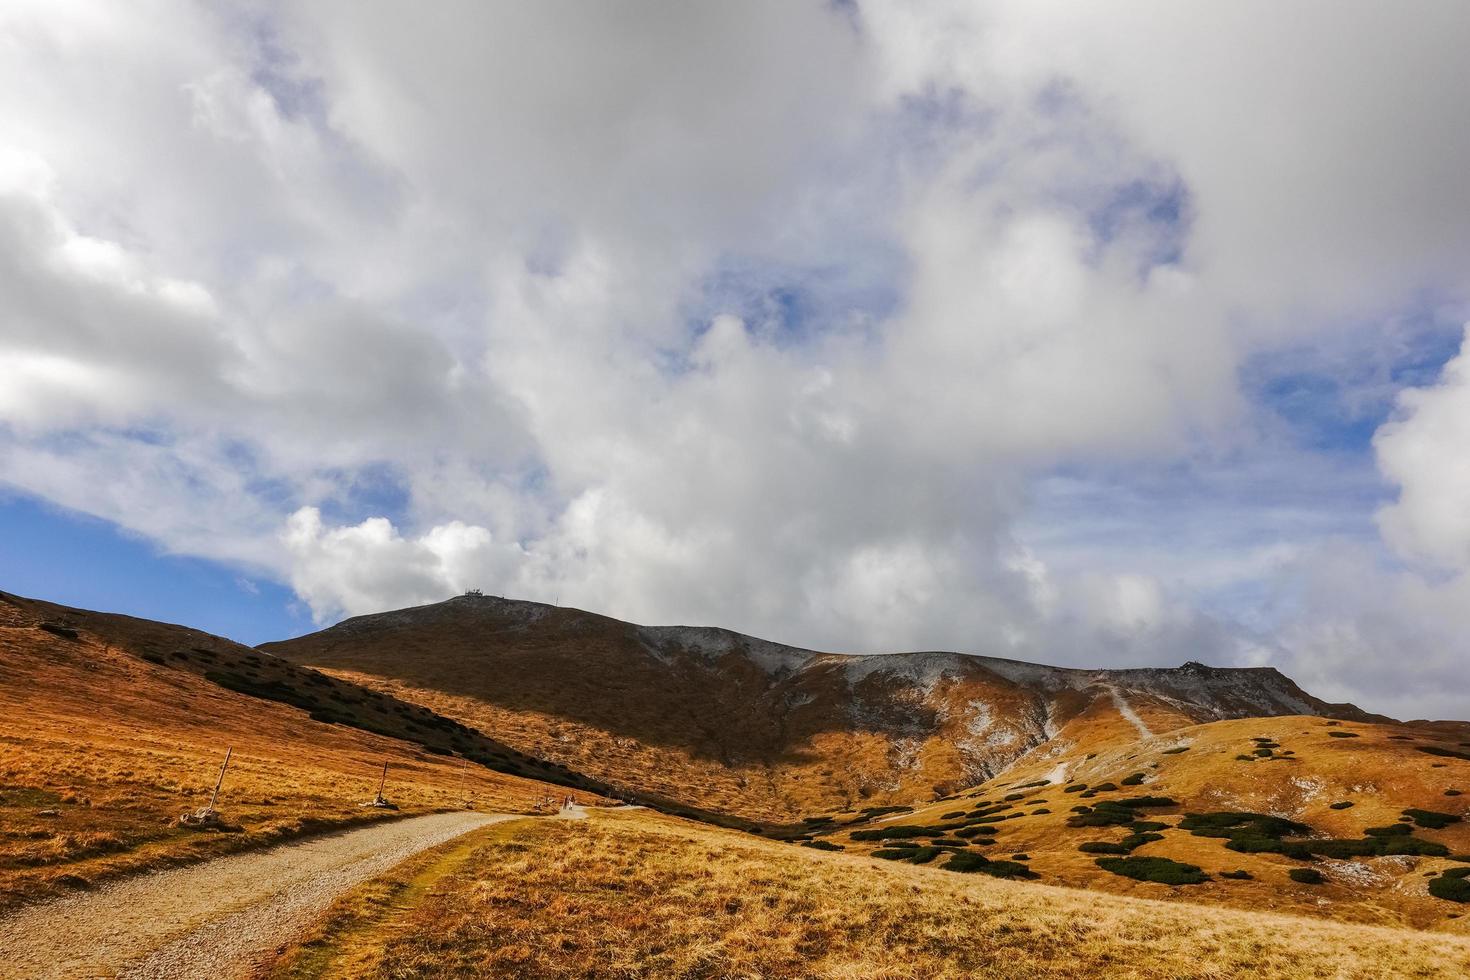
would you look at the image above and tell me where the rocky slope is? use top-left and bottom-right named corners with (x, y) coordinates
top-left (264, 593), bottom-right (1385, 822)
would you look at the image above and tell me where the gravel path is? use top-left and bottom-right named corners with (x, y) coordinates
top-left (0, 810), bottom-right (511, 979)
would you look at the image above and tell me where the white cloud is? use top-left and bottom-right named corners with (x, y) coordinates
top-left (2, 2), bottom-right (1470, 715)
top-left (1375, 323), bottom-right (1470, 570)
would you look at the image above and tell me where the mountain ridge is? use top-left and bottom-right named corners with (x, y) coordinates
top-left (263, 593), bottom-right (1392, 822)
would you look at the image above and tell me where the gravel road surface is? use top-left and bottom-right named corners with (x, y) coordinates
top-left (0, 810), bottom-right (511, 979)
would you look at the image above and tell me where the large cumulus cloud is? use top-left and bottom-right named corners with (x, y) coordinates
top-left (3, 1), bottom-right (1470, 716)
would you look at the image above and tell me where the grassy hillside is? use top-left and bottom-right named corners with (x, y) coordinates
top-left (825, 712), bottom-right (1470, 931)
top-left (272, 807), bottom-right (1470, 979)
top-left (0, 591), bottom-right (597, 906)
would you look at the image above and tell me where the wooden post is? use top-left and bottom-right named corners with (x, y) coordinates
top-left (376, 762), bottom-right (389, 803)
top-left (207, 747), bottom-right (232, 812)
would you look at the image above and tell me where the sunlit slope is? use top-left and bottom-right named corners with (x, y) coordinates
top-left (271, 806), bottom-right (1470, 979)
top-left (0, 591), bottom-right (592, 905)
top-left (825, 711), bottom-right (1470, 931)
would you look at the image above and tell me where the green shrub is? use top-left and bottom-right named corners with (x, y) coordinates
top-left (1129, 820), bottom-right (1167, 832)
top-left (1030, 808), bottom-right (1051, 815)
top-left (1179, 811), bottom-right (1310, 839)
top-left (1430, 872), bottom-right (1470, 903)
top-left (1095, 856), bottom-right (1208, 885)
top-left (1179, 812), bottom-right (1315, 858)
top-left (859, 805), bottom-right (913, 817)
top-left (941, 811), bottom-right (965, 819)
top-left (1013, 780), bottom-right (1049, 789)
top-left (1068, 798), bottom-right (1176, 828)
top-left (1121, 773), bottom-right (1146, 786)
top-left (801, 840), bottom-right (843, 851)
top-left (1219, 869), bottom-right (1253, 880)
top-left (1063, 783), bottom-right (1088, 793)
top-left (1403, 808), bottom-right (1461, 830)
top-left (850, 823), bottom-right (962, 841)
top-left (1419, 746), bottom-right (1470, 761)
top-left (1004, 793), bottom-right (1025, 801)
top-left (943, 852), bottom-right (1038, 879)
top-left (872, 848), bottom-right (917, 861)
top-left (1365, 824), bottom-right (1413, 837)
top-left (1447, 790), bottom-right (1463, 797)
top-left (1289, 868), bottom-right (1324, 885)
top-left (1010, 853), bottom-right (1029, 861)
top-left (1119, 832), bottom-right (1164, 850)
top-left (953, 826), bottom-right (992, 839)
top-left (1162, 746), bottom-right (1190, 754)
top-left (1080, 841), bottom-right (1130, 854)
top-left (1327, 731), bottom-right (1359, 738)
top-left (929, 837), bottom-right (968, 847)
top-left (1329, 801), bottom-right (1354, 810)
top-left (1253, 748), bottom-right (1275, 757)
top-left (966, 804), bottom-right (1012, 819)
top-left (1080, 783), bottom-right (1119, 798)
top-left (1235, 755), bottom-right (1256, 761)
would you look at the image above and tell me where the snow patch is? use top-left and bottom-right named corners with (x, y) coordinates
top-left (1107, 686), bottom-right (1154, 739)
top-left (637, 625), bottom-right (816, 675)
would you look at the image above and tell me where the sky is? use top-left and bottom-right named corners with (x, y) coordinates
top-left (2, 1), bottom-right (1469, 719)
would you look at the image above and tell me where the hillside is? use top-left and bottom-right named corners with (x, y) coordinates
top-left (265, 593), bottom-right (1384, 823)
top-left (269, 806), bottom-right (1470, 979)
top-left (0, 590), bottom-right (601, 905)
top-left (823, 712), bottom-right (1470, 932)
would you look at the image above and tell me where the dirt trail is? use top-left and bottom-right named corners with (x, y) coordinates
top-left (0, 810), bottom-right (512, 980)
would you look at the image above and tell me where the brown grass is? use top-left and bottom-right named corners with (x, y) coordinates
top-left (836, 714), bottom-right (1470, 932)
top-left (0, 594), bottom-right (582, 907)
top-left (273, 808), bottom-right (1470, 979)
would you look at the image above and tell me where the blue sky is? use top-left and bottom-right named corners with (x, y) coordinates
top-left (0, 492), bottom-right (307, 644)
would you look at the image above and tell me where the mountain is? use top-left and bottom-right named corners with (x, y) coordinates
top-left (263, 593), bottom-right (1385, 823)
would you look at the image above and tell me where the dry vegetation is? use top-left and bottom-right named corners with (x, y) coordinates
top-left (831, 714), bottom-right (1470, 931)
top-left (0, 593), bottom-right (585, 907)
top-left (274, 807), bottom-right (1470, 979)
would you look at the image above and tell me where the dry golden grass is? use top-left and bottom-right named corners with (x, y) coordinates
top-left (273, 807), bottom-right (1470, 979)
top-left (0, 594), bottom-right (583, 906)
top-left (836, 713), bottom-right (1470, 932)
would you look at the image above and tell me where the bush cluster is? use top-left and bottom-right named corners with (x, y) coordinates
top-left (1095, 856), bottom-right (1208, 885)
top-left (1429, 868), bottom-right (1470, 903)
top-left (1403, 808), bottom-right (1461, 830)
top-left (944, 851), bottom-right (1038, 879)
